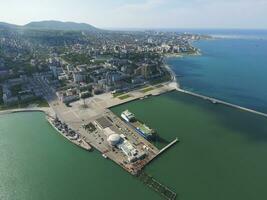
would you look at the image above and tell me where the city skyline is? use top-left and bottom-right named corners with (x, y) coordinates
top-left (0, 0), bottom-right (267, 29)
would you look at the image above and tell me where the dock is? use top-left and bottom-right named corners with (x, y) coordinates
top-left (147, 138), bottom-right (179, 165)
top-left (159, 138), bottom-right (179, 154)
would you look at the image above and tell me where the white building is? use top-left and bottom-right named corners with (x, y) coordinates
top-left (73, 72), bottom-right (86, 83)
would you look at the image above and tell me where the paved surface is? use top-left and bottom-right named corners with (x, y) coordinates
top-left (32, 74), bottom-right (178, 174)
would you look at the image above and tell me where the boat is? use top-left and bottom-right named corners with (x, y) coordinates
top-left (78, 139), bottom-right (92, 151)
top-left (121, 110), bottom-right (154, 140)
top-left (135, 123), bottom-right (154, 140)
top-left (102, 154), bottom-right (108, 159)
top-left (46, 116), bottom-right (92, 151)
top-left (121, 110), bottom-right (136, 122)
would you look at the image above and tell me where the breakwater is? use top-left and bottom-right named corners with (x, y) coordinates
top-left (177, 89), bottom-right (267, 118)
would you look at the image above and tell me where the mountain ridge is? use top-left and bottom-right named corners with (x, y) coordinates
top-left (0, 20), bottom-right (99, 31)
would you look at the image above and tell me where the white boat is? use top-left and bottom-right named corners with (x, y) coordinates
top-left (102, 154), bottom-right (108, 159)
top-left (121, 110), bottom-right (136, 122)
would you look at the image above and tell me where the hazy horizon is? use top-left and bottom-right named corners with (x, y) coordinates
top-left (0, 0), bottom-right (267, 29)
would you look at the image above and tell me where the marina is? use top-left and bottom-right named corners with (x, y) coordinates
top-left (2, 88), bottom-right (267, 199)
top-left (2, 62), bottom-right (267, 200)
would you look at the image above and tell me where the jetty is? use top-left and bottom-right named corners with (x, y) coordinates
top-left (178, 89), bottom-right (267, 118)
top-left (159, 138), bottom-right (179, 154)
top-left (147, 138), bottom-right (179, 166)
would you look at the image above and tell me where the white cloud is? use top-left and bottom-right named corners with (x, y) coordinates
top-left (116, 0), bottom-right (166, 12)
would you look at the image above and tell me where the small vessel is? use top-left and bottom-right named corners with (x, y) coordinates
top-left (121, 110), bottom-right (136, 122)
top-left (102, 154), bottom-right (108, 159)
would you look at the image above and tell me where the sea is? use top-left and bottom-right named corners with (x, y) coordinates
top-left (1, 30), bottom-right (267, 200)
top-left (167, 29), bottom-right (267, 113)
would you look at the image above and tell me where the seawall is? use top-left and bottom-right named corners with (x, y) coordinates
top-left (177, 88), bottom-right (267, 118)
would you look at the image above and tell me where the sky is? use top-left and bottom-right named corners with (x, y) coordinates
top-left (0, 0), bottom-right (267, 29)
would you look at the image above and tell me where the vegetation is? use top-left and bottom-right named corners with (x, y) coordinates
top-left (149, 73), bottom-right (171, 85)
top-left (118, 94), bottom-right (131, 100)
top-left (83, 122), bottom-right (96, 132)
top-left (10, 84), bottom-right (22, 95)
top-left (140, 87), bottom-right (154, 93)
top-left (0, 97), bottom-right (49, 111)
top-left (62, 53), bottom-right (92, 65)
top-left (112, 92), bottom-right (124, 98)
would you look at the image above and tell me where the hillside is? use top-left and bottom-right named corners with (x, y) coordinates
top-left (24, 20), bottom-right (99, 31)
top-left (0, 20), bottom-right (99, 32)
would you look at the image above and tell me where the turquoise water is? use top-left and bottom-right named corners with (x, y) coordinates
top-left (2, 93), bottom-right (267, 200)
top-left (2, 30), bottom-right (267, 200)
top-left (168, 37), bottom-right (267, 113)
top-left (0, 112), bottom-right (159, 200)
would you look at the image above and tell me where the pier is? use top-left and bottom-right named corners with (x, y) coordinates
top-left (138, 171), bottom-right (177, 200)
top-left (147, 138), bottom-right (179, 165)
top-left (178, 89), bottom-right (267, 118)
top-left (159, 138), bottom-right (179, 154)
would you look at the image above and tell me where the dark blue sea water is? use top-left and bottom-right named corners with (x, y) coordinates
top-left (167, 30), bottom-right (267, 113)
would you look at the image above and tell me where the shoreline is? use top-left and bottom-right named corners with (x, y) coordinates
top-left (164, 64), bottom-right (180, 90)
top-left (0, 107), bottom-right (54, 117)
top-left (163, 55), bottom-right (267, 118)
top-left (1, 56), bottom-right (267, 177)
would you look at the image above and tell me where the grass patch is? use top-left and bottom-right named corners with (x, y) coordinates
top-left (113, 92), bottom-right (124, 98)
top-left (118, 94), bottom-right (131, 100)
top-left (140, 87), bottom-right (154, 93)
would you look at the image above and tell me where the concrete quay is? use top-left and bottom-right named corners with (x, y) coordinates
top-left (52, 81), bottom-right (179, 174)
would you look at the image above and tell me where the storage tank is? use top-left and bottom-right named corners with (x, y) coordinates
top-left (107, 134), bottom-right (121, 146)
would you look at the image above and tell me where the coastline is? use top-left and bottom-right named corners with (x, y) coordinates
top-left (0, 107), bottom-right (54, 117)
top-left (164, 63), bottom-right (180, 90)
top-left (163, 51), bottom-right (267, 118)
top-left (165, 51), bottom-right (202, 58)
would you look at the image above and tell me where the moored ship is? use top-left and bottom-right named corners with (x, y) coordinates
top-left (121, 110), bottom-right (136, 122)
top-left (121, 110), bottom-right (155, 140)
